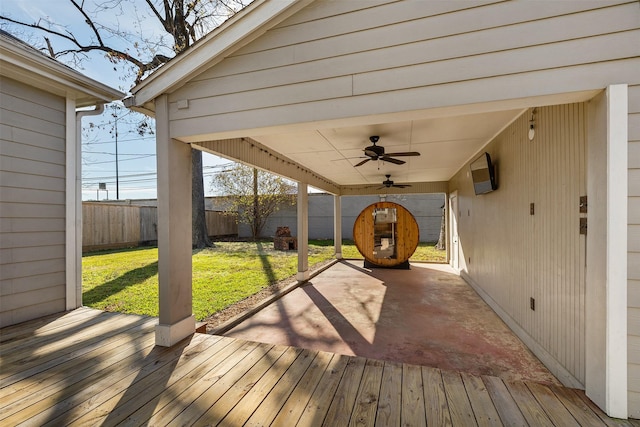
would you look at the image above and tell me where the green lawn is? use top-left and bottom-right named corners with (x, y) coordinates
top-left (82, 239), bottom-right (445, 320)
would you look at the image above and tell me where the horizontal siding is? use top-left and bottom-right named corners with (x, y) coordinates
top-left (174, 26), bottom-right (639, 115)
top-left (171, 59), bottom-right (639, 139)
top-left (0, 139), bottom-right (65, 165)
top-left (449, 104), bottom-right (586, 386)
top-left (0, 231), bottom-right (66, 249)
top-left (0, 123), bottom-right (65, 152)
top-left (0, 74), bottom-right (68, 112)
top-left (0, 244), bottom-right (65, 264)
top-left (630, 83), bottom-right (640, 418)
top-left (0, 153), bottom-right (66, 179)
top-left (0, 203), bottom-right (65, 218)
top-left (0, 218), bottom-right (66, 234)
top-left (0, 108), bottom-right (65, 140)
top-left (0, 187), bottom-right (65, 205)
top-left (0, 171), bottom-right (65, 192)
top-left (0, 298), bottom-right (65, 328)
top-left (175, 3), bottom-right (638, 101)
top-left (169, 1), bottom-right (638, 130)
top-left (235, 1), bottom-right (625, 58)
top-left (352, 30), bottom-right (640, 95)
top-left (0, 258), bottom-right (65, 281)
top-left (0, 77), bottom-right (66, 327)
top-left (0, 271), bottom-right (66, 296)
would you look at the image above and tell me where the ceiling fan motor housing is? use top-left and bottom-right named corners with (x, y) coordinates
top-left (365, 144), bottom-right (385, 158)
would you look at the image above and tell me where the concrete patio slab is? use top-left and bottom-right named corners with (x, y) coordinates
top-left (224, 260), bottom-right (560, 385)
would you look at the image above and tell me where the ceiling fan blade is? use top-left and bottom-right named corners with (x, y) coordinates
top-left (381, 157), bottom-right (405, 165)
top-left (354, 158), bottom-right (371, 167)
top-left (385, 152), bottom-right (421, 157)
top-left (393, 184), bottom-right (411, 188)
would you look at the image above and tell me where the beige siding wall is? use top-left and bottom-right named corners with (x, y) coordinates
top-left (0, 77), bottom-right (66, 327)
top-left (629, 84), bottom-right (640, 417)
top-left (168, 0), bottom-right (639, 138)
top-left (449, 104), bottom-right (587, 387)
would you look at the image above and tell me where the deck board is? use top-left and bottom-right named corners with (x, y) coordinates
top-left (148, 338), bottom-right (257, 425)
top-left (322, 356), bottom-right (367, 426)
top-left (245, 348), bottom-right (319, 426)
top-left (296, 353), bottom-right (350, 426)
top-left (349, 359), bottom-right (384, 426)
top-left (461, 372), bottom-right (502, 426)
top-left (505, 379), bottom-right (555, 426)
top-left (271, 351), bottom-right (335, 426)
top-left (1, 309), bottom-right (636, 426)
top-left (401, 363), bottom-right (427, 427)
top-left (422, 366), bottom-right (452, 426)
top-left (168, 341), bottom-right (272, 426)
top-left (375, 361), bottom-right (402, 427)
top-left (442, 370), bottom-right (477, 426)
top-left (526, 381), bottom-right (581, 427)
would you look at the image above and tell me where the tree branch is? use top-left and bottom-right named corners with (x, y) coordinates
top-left (70, 0), bottom-right (105, 46)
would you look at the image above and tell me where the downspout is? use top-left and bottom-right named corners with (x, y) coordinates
top-left (66, 103), bottom-right (105, 309)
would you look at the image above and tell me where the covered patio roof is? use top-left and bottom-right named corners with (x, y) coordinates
top-left (124, 0), bottom-right (605, 194)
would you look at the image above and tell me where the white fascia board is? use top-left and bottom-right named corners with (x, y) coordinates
top-left (0, 38), bottom-right (123, 105)
top-left (130, 0), bottom-right (314, 109)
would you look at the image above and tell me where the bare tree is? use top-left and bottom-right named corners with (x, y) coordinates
top-left (212, 164), bottom-right (297, 239)
top-left (435, 204), bottom-right (446, 250)
top-left (1, 0), bottom-right (248, 248)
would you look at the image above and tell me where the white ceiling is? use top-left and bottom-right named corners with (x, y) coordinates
top-left (252, 108), bottom-right (524, 187)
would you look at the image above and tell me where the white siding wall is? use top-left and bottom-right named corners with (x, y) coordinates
top-left (449, 104), bottom-right (587, 387)
top-left (629, 84), bottom-right (640, 417)
top-left (0, 77), bottom-right (67, 327)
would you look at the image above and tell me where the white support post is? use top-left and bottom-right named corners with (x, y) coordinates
top-left (334, 195), bottom-right (342, 259)
top-left (155, 95), bottom-right (195, 347)
top-left (585, 84), bottom-right (628, 418)
top-left (297, 182), bottom-right (309, 281)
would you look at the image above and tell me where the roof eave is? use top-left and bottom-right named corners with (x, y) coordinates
top-left (128, 0), bottom-right (315, 111)
top-left (0, 36), bottom-right (124, 107)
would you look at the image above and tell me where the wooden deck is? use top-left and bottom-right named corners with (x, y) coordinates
top-left (1, 308), bottom-right (637, 426)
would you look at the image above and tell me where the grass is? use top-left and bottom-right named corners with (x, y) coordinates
top-left (82, 239), bottom-right (445, 320)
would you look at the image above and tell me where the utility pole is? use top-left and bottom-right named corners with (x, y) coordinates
top-left (115, 114), bottom-right (119, 200)
top-left (108, 103), bottom-right (120, 200)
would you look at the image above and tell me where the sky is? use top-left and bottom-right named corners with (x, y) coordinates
top-left (1, 0), bottom-right (238, 201)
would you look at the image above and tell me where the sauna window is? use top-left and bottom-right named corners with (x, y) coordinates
top-left (373, 208), bottom-right (397, 259)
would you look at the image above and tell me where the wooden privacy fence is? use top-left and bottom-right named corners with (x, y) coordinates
top-left (82, 202), bottom-right (237, 252)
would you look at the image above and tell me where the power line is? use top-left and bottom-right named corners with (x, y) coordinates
top-left (82, 170), bottom-right (222, 185)
top-left (82, 135), bottom-right (155, 145)
top-left (84, 154), bottom-right (155, 165)
top-left (84, 151), bottom-right (156, 156)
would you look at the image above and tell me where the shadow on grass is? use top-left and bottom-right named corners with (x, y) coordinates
top-left (255, 242), bottom-right (276, 284)
top-left (82, 246), bottom-right (157, 258)
top-left (83, 261), bottom-right (158, 305)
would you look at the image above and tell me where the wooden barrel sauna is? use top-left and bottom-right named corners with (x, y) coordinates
top-left (352, 201), bottom-right (419, 267)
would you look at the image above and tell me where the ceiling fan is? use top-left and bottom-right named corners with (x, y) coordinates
top-left (354, 135), bottom-right (420, 167)
top-left (379, 174), bottom-right (411, 189)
